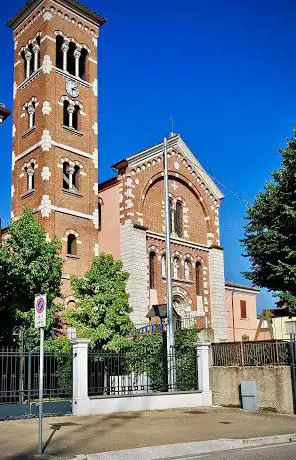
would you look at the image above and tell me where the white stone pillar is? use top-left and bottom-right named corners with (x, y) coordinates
top-left (32, 43), bottom-right (40, 72)
top-left (68, 166), bottom-right (75, 189)
top-left (27, 103), bottom-right (35, 129)
top-left (195, 341), bottom-right (212, 406)
top-left (72, 338), bottom-right (91, 416)
top-left (74, 48), bottom-right (81, 78)
top-left (27, 167), bottom-right (34, 190)
top-left (67, 104), bottom-right (75, 128)
top-left (62, 41), bottom-right (69, 71)
top-left (25, 49), bottom-right (32, 79)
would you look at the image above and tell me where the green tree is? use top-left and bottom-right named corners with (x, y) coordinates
top-left (0, 208), bottom-right (63, 345)
top-left (242, 127), bottom-right (296, 313)
top-left (63, 254), bottom-right (133, 350)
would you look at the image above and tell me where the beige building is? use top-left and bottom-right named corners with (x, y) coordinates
top-left (225, 282), bottom-right (259, 342)
top-left (256, 307), bottom-right (296, 341)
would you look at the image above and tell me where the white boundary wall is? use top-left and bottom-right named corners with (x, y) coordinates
top-left (90, 391), bottom-right (212, 415)
top-left (72, 339), bottom-right (212, 416)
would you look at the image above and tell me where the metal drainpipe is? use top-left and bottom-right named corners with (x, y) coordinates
top-left (231, 288), bottom-right (236, 342)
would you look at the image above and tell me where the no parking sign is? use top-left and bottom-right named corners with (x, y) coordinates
top-left (34, 294), bottom-right (47, 328)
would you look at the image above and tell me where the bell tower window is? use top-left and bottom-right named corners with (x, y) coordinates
top-left (63, 100), bottom-right (80, 131)
top-left (24, 161), bottom-right (36, 192)
top-left (67, 234), bottom-right (77, 256)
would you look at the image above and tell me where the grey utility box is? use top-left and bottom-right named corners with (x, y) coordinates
top-left (240, 380), bottom-right (258, 411)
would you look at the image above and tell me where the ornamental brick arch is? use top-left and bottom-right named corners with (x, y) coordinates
top-left (140, 171), bottom-right (214, 236)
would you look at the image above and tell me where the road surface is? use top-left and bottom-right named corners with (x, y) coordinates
top-left (177, 442), bottom-right (296, 460)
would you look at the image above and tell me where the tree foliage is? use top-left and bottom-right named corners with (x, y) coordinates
top-left (63, 254), bottom-right (133, 350)
top-left (242, 128), bottom-right (296, 313)
top-left (0, 209), bottom-right (63, 344)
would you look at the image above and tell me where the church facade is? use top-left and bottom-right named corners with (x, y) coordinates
top-left (98, 135), bottom-right (229, 341)
top-left (5, 0), bottom-right (258, 342)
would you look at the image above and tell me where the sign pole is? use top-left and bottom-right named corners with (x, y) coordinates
top-left (38, 326), bottom-right (44, 455)
top-left (35, 294), bottom-right (47, 456)
top-left (163, 136), bottom-right (176, 391)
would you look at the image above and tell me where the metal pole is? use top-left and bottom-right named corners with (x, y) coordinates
top-left (38, 327), bottom-right (44, 455)
top-left (163, 136), bottom-right (176, 391)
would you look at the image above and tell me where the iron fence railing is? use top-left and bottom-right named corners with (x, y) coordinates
top-left (133, 317), bottom-right (201, 335)
top-left (88, 347), bottom-right (198, 396)
top-left (212, 340), bottom-right (291, 367)
top-left (0, 347), bottom-right (72, 405)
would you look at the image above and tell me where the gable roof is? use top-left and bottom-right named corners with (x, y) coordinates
top-left (8, 0), bottom-right (106, 29)
top-left (113, 133), bottom-right (224, 200)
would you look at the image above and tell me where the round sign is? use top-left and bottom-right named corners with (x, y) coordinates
top-left (36, 297), bottom-right (45, 314)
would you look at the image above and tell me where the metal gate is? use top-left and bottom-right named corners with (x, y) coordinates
top-left (290, 334), bottom-right (296, 415)
top-left (0, 347), bottom-right (72, 420)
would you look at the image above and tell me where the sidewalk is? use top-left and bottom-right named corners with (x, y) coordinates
top-left (1, 407), bottom-right (296, 460)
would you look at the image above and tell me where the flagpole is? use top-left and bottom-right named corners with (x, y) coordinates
top-left (163, 136), bottom-right (176, 391)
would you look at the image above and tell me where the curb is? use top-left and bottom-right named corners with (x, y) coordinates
top-left (68, 433), bottom-right (296, 460)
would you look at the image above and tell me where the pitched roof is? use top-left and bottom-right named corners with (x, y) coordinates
top-left (225, 281), bottom-right (260, 293)
top-left (8, 0), bottom-right (106, 29)
top-left (112, 133), bottom-right (224, 200)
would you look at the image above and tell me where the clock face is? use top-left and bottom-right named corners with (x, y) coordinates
top-left (66, 80), bottom-right (79, 98)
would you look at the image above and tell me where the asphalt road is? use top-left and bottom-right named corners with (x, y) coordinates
top-left (177, 442), bottom-right (296, 460)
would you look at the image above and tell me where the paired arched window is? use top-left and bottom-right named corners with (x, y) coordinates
top-left (56, 35), bottom-right (88, 80)
top-left (67, 234), bottom-right (77, 256)
top-left (24, 160), bottom-right (36, 192)
top-left (63, 162), bottom-right (81, 193)
top-left (196, 262), bottom-right (202, 295)
top-left (63, 101), bottom-right (80, 130)
top-left (149, 251), bottom-right (157, 289)
top-left (21, 36), bottom-right (41, 81)
top-left (63, 101), bottom-right (80, 131)
top-left (26, 101), bottom-right (36, 130)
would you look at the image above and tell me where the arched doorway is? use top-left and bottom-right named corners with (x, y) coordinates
top-left (173, 293), bottom-right (195, 328)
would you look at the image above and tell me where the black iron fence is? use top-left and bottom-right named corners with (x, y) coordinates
top-left (0, 347), bottom-right (72, 419)
top-left (88, 347), bottom-right (198, 396)
top-left (212, 340), bottom-right (291, 367)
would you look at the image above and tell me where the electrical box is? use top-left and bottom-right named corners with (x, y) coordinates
top-left (240, 380), bottom-right (258, 411)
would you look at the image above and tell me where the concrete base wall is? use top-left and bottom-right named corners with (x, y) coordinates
top-left (210, 366), bottom-right (294, 414)
top-left (89, 391), bottom-right (212, 415)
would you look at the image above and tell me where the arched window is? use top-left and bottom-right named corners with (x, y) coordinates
top-left (72, 165), bottom-right (80, 190)
top-left (63, 100), bottom-right (70, 126)
top-left (173, 256), bottom-right (181, 279)
top-left (72, 105), bottom-right (79, 131)
top-left (63, 162), bottom-right (70, 189)
top-left (67, 234), bottom-right (77, 256)
top-left (79, 48), bottom-right (88, 80)
top-left (196, 262), bottom-right (202, 295)
top-left (169, 198), bottom-right (174, 235)
top-left (149, 251), bottom-right (157, 289)
top-left (56, 35), bottom-right (64, 69)
top-left (67, 42), bottom-right (76, 76)
top-left (161, 254), bottom-right (166, 277)
top-left (184, 259), bottom-right (192, 281)
top-left (175, 200), bottom-right (183, 237)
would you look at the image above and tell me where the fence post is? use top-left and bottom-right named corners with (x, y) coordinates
top-left (71, 338), bottom-right (91, 416)
top-left (195, 342), bottom-right (212, 406)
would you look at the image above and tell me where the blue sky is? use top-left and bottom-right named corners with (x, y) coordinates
top-left (1, 0), bottom-right (296, 310)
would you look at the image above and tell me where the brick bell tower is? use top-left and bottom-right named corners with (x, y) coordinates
top-left (8, 0), bottom-right (105, 297)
